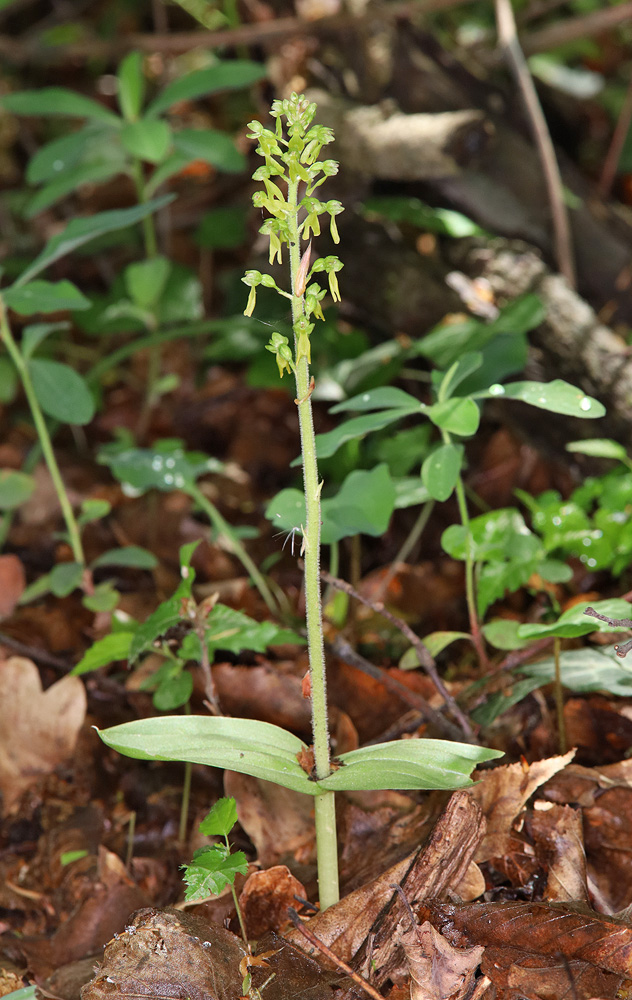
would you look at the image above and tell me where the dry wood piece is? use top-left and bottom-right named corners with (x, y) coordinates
top-left (351, 790), bottom-right (485, 986)
top-left (311, 90), bottom-right (494, 180)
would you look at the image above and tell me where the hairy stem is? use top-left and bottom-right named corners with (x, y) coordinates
top-left (287, 175), bottom-right (339, 910)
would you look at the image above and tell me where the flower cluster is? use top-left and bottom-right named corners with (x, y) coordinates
top-left (241, 92), bottom-right (344, 378)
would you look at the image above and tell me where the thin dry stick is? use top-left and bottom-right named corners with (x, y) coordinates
top-left (287, 908), bottom-right (385, 1000)
top-left (521, 2), bottom-right (632, 56)
top-left (599, 72), bottom-right (632, 200)
top-left (320, 568), bottom-right (476, 742)
top-left (329, 633), bottom-right (469, 742)
top-left (494, 0), bottom-right (576, 288)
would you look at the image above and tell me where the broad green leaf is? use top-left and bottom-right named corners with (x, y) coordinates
top-left (98, 716), bottom-right (316, 795)
top-left (83, 582), bottom-right (120, 613)
top-left (125, 256), bottom-right (172, 310)
top-left (492, 294), bottom-right (546, 336)
top-left (400, 632), bottom-right (470, 666)
top-left (27, 126), bottom-right (117, 184)
top-left (437, 352), bottom-right (483, 400)
top-left (330, 386), bottom-right (420, 414)
top-left (422, 443), bottom-right (462, 501)
top-left (128, 587), bottom-right (192, 665)
top-left (79, 498), bottom-right (112, 525)
top-left (21, 321), bottom-right (69, 360)
top-left (1, 87), bottom-right (120, 124)
top-left (442, 509), bottom-right (540, 562)
top-left (517, 599), bottom-right (632, 641)
top-left (320, 464), bottom-right (396, 543)
top-left (0, 470), bottom-right (35, 509)
top-left (72, 632), bottom-right (135, 674)
top-left (566, 439), bottom-right (629, 463)
top-left (520, 648), bottom-right (632, 697)
top-left (471, 676), bottom-right (542, 727)
top-left (26, 160), bottom-right (125, 218)
top-left (120, 119), bottom-right (172, 163)
top-left (205, 603), bottom-right (303, 656)
top-left (100, 442), bottom-right (223, 492)
top-left (117, 52), bottom-right (145, 121)
top-left (482, 618), bottom-right (532, 651)
top-left (182, 845), bottom-right (248, 901)
top-left (50, 561), bottom-right (84, 597)
top-left (268, 467), bottom-right (397, 545)
top-left (363, 196), bottom-right (485, 237)
top-left (319, 739), bottom-right (503, 792)
top-left (392, 477), bottom-right (431, 509)
top-left (3, 280), bottom-right (91, 315)
top-left (199, 796), bottom-right (238, 837)
top-left (173, 129), bottom-right (245, 173)
top-left (91, 546), bottom-right (158, 570)
top-left (15, 196), bottom-right (175, 287)
top-left (427, 397), bottom-right (480, 436)
top-left (314, 409), bottom-right (409, 461)
top-left (29, 359), bottom-right (95, 424)
top-left (146, 62), bottom-right (266, 118)
top-left (154, 671), bottom-right (193, 711)
top-left (479, 380), bottom-right (605, 418)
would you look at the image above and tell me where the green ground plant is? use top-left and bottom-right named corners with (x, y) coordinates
top-left (0, 55), bottom-right (270, 608)
top-left (97, 92), bottom-right (503, 913)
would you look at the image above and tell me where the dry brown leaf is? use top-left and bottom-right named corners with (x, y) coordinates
top-left (0, 554), bottom-right (25, 618)
top-left (239, 865), bottom-right (306, 937)
top-left (0, 657), bottom-right (86, 815)
top-left (422, 899), bottom-right (632, 979)
top-left (469, 750), bottom-right (576, 862)
top-left (481, 945), bottom-right (624, 1000)
top-left (529, 803), bottom-right (588, 903)
top-left (396, 920), bottom-right (483, 1000)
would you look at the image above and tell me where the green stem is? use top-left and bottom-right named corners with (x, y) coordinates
top-left (287, 176), bottom-right (338, 910)
top-left (0, 299), bottom-right (84, 565)
top-left (132, 158), bottom-right (158, 260)
top-left (187, 482), bottom-right (278, 616)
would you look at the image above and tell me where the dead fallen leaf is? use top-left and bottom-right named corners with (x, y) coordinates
top-left (469, 750), bottom-right (576, 862)
top-left (240, 865), bottom-right (306, 937)
top-left (529, 803), bottom-right (588, 903)
top-left (0, 555), bottom-right (25, 618)
top-left (421, 899), bottom-right (632, 979)
top-left (481, 945), bottom-right (623, 1000)
top-left (396, 919), bottom-right (483, 1000)
top-left (0, 657), bottom-right (86, 815)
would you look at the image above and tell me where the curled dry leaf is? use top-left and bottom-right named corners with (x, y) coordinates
top-left (0, 657), bottom-right (86, 814)
top-left (239, 865), bottom-right (307, 937)
top-left (468, 750), bottom-right (576, 862)
top-left (529, 803), bottom-right (588, 903)
top-left (396, 919), bottom-right (484, 1000)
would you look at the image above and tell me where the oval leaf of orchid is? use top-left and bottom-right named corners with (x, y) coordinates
top-left (97, 716), bottom-right (317, 795)
top-left (318, 739), bottom-right (502, 792)
top-left (427, 397), bottom-right (480, 436)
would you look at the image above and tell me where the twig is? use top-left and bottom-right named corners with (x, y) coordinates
top-left (494, 0), bottom-right (576, 288)
top-left (0, 630), bottom-right (70, 671)
top-left (320, 568), bottom-right (476, 742)
top-left (0, 0), bottom-right (477, 65)
top-left (328, 633), bottom-right (470, 742)
top-left (287, 907), bottom-right (385, 1000)
top-left (584, 605), bottom-right (632, 657)
top-left (521, 2), bottom-right (632, 56)
top-left (598, 71), bottom-right (632, 200)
